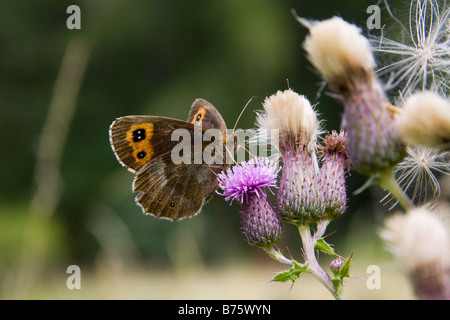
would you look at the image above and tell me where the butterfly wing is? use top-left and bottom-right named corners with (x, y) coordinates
top-left (109, 114), bottom-right (227, 220)
top-left (109, 115), bottom-right (183, 173)
top-left (188, 98), bottom-right (227, 134)
top-left (189, 98), bottom-right (236, 166)
top-left (132, 153), bottom-right (221, 220)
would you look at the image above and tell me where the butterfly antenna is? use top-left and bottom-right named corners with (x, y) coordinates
top-left (232, 96), bottom-right (258, 133)
top-left (237, 143), bottom-right (258, 158)
top-left (225, 137), bottom-right (238, 166)
top-left (208, 135), bottom-right (239, 175)
top-left (226, 146), bottom-right (239, 165)
top-left (221, 134), bottom-right (259, 169)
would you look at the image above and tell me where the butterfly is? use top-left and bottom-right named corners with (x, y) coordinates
top-left (109, 99), bottom-right (232, 220)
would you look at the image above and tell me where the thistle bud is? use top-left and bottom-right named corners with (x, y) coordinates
top-left (330, 256), bottom-right (346, 276)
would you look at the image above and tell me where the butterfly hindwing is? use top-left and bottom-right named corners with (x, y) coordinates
top-left (132, 153), bottom-right (220, 220)
top-left (188, 99), bottom-right (227, 134)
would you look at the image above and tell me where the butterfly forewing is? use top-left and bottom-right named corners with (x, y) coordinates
top-left (110, 116), bottom-right (192, 173)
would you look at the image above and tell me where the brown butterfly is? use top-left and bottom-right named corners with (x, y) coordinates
top-left (109, 99), bottom-right (231, 220)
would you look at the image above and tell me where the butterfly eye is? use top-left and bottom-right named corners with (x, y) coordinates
top-left (195, 114), bottom-right (202, 124)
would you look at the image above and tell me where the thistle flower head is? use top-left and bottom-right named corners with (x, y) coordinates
top-left (374, 0), bottom-right (450, 98)
top-left (318, 130), bottom-right (350, 162)
top-left (256, 90), bottom-right (324, 223)
top-left (381, 207), bottom-right (450, 299)
top-left (372, 1), bottom-right (450, 209)
top-left (256, 89), bottom-right (320, 154)
top-left (217, 157), bottom-right (279, 204)
top-left (217, 157), bottom-right (282, 248)
top-left (396, 91), bottom-right (450, 150)
top-left (318, 130), bottom-right (349, 220)
top-left (303, 16), bottom-right (376, 92)
top-left (301, 16), bottom-right (406, 175)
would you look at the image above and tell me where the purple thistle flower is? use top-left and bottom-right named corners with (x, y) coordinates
top-left (217, 158), bottom-right (282, 248)
top-left (217, 158), bottom-right (279, 204)
top-left (318, 130), bottom-right (349, 220)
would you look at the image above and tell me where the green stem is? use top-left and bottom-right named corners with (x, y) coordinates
top-left (377, 169), bottom-right (414, 211)
top-left (298, 224), bottom-right (346, 300)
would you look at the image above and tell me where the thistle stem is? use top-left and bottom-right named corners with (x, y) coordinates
top-left (313, 220), bottom-right (330, 240)
top-left (298, 224), bottom-right (346, 300)
top-left (376, 169), bottom-right (414, 211)
top-left (265, 247), bottom-right (293, 266)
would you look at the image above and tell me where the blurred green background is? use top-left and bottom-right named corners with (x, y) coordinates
top-left (0, 0), bottom-right (415, 299)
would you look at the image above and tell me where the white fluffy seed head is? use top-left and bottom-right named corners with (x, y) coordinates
top-left (303, 16), bottom-right (376, 84)
top-left (397, 91), bottom-right (450, 150)
top-left (381, 207), bottom-right (450, 277)
top-left (256, 89), bottom-right (320, 152)
top-left (372, 0), bottom-right (450, 98)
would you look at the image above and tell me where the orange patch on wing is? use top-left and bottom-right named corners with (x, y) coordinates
top-left (126, 123), bottom-right (154, 167)
top-left (191, 108), bottom-right (206, 126)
